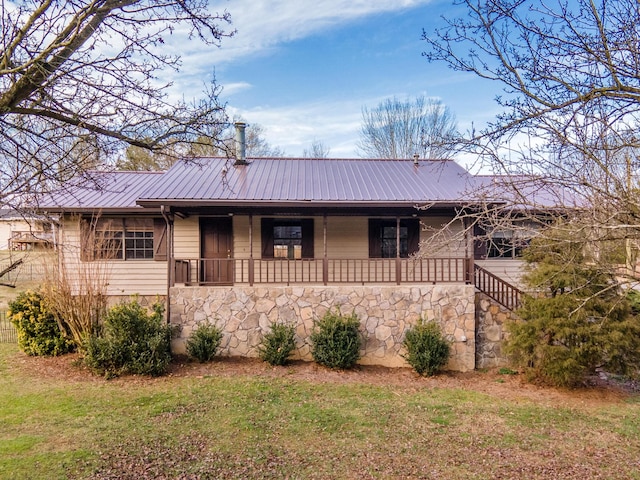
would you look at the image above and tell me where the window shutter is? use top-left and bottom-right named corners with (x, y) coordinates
top-left (261, 218), bottom-right (274, 258)
top-left (301, 218), bottom-right (314, 258)
top-left (406, 219), bottom-right (420, 256)
top-left (153, 218), bottom-right (167, 261)
top-left (80, 218), bottom-right (93, 261)
top-left (368, 219), bottom-right (382, 258)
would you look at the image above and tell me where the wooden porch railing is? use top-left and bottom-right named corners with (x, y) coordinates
top-left (173, 257), bottom-right (472, 286)
top-left (473, 264), bottom-right (523, 311)
top-left (9, 231), bottom-right (53, 250)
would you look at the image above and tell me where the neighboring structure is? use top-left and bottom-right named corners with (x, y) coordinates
top-left (0, 209), bottom-right (54, 251)
top-left (40, 126), bottom-right (527, 371)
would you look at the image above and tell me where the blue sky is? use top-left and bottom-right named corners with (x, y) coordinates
top-left (174, 0), bottom-right (504, 158)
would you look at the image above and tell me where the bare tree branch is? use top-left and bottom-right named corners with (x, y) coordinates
top-left (0, 0), bottom-right (234, 208)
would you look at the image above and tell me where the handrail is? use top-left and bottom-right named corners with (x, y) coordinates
top-left (172, 257), bottom-right (471, 287)
top-left (473, 264), bottom-right (523, 311)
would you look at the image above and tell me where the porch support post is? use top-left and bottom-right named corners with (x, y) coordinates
top-left (463, 215), bottom-right (473, 284)
top-left (396, 216), bottom-right (401, 285)
top-left (249, 214), bottom-right (254, 286)
top-left (161, 205), bottom-right (174, 324)
top-left (323, 214), bottom-right (328, 285)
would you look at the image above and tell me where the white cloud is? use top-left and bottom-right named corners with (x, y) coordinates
top-left (231, 99), bottom-right (365, 157)
top-left (203, 0), bottom-right (434, 64)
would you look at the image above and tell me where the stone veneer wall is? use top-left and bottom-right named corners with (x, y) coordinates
top-left (170, 285), bottom-right (476, 372)
top-left (475, 293), bottom-right (520, 368)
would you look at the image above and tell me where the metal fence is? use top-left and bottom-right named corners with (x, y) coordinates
top-left (0, 262), bottom-right (47, 282)
top-left (0, 311), bottom-right (17, 343)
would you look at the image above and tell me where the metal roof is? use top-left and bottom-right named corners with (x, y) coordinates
top-left (136, 157), bottom-right (481, 207)
top-left (40, 158), bottom-right (491, 212)
top-left (40, 170), bottom-right (165, 212)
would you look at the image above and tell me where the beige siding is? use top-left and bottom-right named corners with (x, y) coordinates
top-left (326, 217), bottom-right (369, 258)
top-left (476, 259), bottom-right (526, 289)
top-left (174, 216), bottom-right (199, 258)
top-left (173, 214), bottom-right (465, 261)
top-left (419, 216), bottom-right (468, 258)
top-left (59, 217), bottom-right (167, 297)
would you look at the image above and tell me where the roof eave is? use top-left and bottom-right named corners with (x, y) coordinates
top-left (135, 199), bottom-right (482, 209)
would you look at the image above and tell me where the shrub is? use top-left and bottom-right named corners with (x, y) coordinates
top-left (186, 322), bottom-right (223, 362)
top-left (505, 233), bottom-right (640, 387)
top-left (83, 299), bottom-right (171, 378)
top-left (8, 290), bottom-right (73, 356)
top-left (310, 310), bottom-right (361, 369)
top-left (259, 322), bottom-right (296, 366)
top-left (402, 319), bottom-right (450, 376)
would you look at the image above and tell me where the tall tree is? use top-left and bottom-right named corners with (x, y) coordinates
top-left (303, 139), bottom-right (330, 159)
top-left (0, 1), bottom-right (233, 207)
top-left (423, 0), bottom-right (640, 282)
top-left (357, 95), bottom-right (458, 159)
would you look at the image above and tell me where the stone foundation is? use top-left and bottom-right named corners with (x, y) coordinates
top-left (475, 293), bottom-right (519, 368)
top-left (170, 285), bottom-right (476, 372)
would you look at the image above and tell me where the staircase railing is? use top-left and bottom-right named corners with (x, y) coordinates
top-left (473, 264), bottom-right (523, 311)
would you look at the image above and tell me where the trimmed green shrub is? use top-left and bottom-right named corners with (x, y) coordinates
top-left (259, 322), bottom-right (296, 366)
top-left (8, 290), bottom-right (73, 356)
top-left (186, 322), bottom-right (223, 362)
top-left (310, 310), bottom-right (361, 369)
top-left (83, 299), bottom-right (171, 378)
top-left (402, 319), bottom-right (450, 376)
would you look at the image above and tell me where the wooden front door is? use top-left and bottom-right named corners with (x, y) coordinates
top-left (200, 217), bottom-right (233, 284)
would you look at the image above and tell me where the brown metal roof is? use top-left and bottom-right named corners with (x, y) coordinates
top-left (41, 158), bottom-right (487, 212)
top-left (40, 170), bottom-right (165, 212)
top-left (136, 157), bottom-right (480, 207)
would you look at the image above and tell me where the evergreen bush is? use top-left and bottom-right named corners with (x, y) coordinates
top-left (186, 322), bottom-right (223, 362)
top-left (259, 322), bottom-right (296, 366)
top-left (8, 290), bottom-right (73, 356)
top-left (506, 232), bottom-right (640, 387)
top-left (83, 299), bottom-right (171, 378)
top-left (310, 310), bottom-right (361, 369)
top-left (402, 319), bottom-right (450, 376)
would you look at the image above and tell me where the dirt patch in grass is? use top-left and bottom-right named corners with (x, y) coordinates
top-left (7, 349), bottom-right (637, 408)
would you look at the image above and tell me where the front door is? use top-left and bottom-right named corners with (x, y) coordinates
top-left (200, 217), bottom-right (233, 284)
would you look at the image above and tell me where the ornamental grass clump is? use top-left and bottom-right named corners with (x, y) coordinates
top-left (402, 318), bottom-right (450, 376)
top-left (310, 310), bottom-right (361, 369)
top-left (259, 322), bottom-right (296, 366)
top-left (83, 299), bottom-right (171, 378)
top-left (186, 322), bottom-right (223, 362)
top-left (8, 290), bottom-right (74, 356)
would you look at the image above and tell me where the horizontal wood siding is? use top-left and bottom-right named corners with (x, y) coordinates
top-left (475, 259), bottom-right (526, 289)
top-left (173, 217), bottom-right (199, 259)
top-left (419, 216), bottom-right (467, 258)
top-left (60, 217), bottom-right (167, 297)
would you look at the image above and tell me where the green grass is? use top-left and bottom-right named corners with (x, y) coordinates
top-left (1, 343), bottom-right (640, 479)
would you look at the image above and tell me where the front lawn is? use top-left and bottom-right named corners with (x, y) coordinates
top-left (1, 344), bottom-right (639, 479)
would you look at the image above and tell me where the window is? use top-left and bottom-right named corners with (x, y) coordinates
top-left (487, 235), bottom-right (528, 258)
top-left (81, 217), bottom-right (166, 261)
top-left (475, 224), bottom-right (531, 260)
top-left (368, 219), bottom-right (419, 258)
top-left (261, 218), bottom-right (314, 259)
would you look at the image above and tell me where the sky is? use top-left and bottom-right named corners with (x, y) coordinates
top-left (171, 0), bottom-right (504, 159)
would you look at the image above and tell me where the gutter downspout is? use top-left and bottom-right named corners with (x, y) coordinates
top-left (161, 205), bottom-right (174, 324)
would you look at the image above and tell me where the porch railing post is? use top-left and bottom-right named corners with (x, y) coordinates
top-left (323, 214), bottom-right (328, 285)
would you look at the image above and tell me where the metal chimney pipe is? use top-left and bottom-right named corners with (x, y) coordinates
top-left (234, 122), bottom-right (247, 165)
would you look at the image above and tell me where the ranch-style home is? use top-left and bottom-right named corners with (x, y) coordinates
top-left (40, 126), bottom-right (526, 372)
